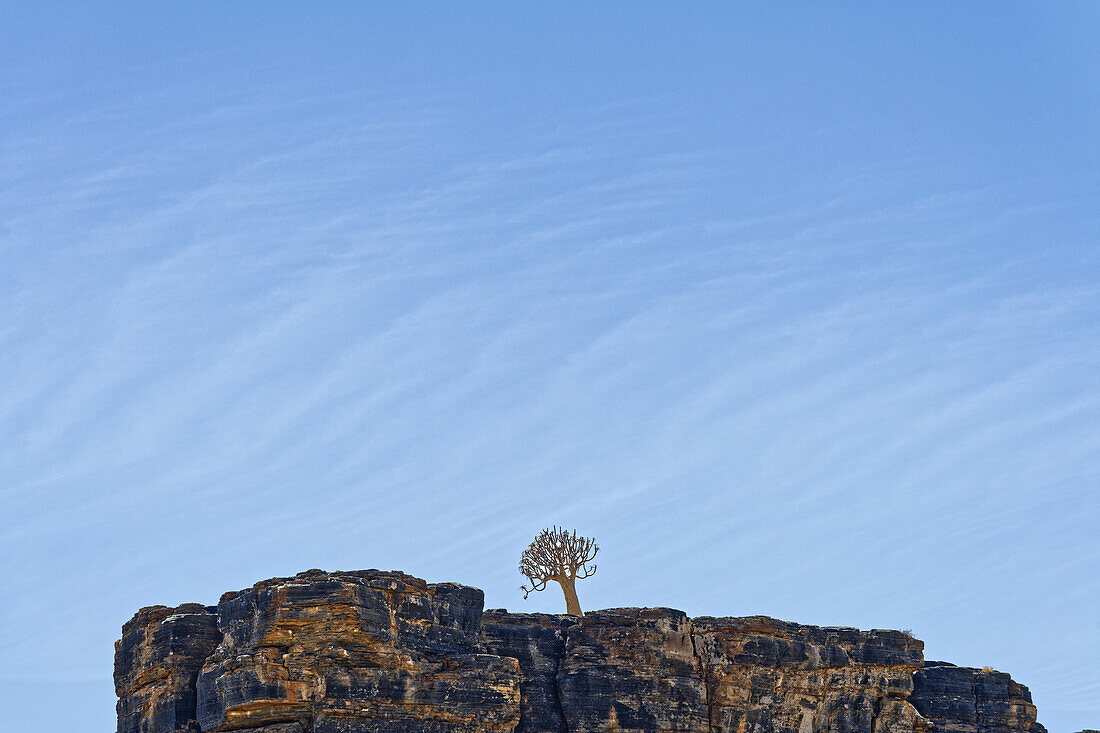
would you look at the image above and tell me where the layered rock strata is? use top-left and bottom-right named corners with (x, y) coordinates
top-left (116, 570), bottom-right (1049, 733)
top-left (557, 607), bottom-right (708, 732)
top-left (203, 569), bottom-right (520, 733)
top-left (480, 611), bottom-right (576, 733)
top-left (692, 616), bottom-right (927, 733)
top-left (481, 609), bottom-right (931, 733)
top-left (911, 662), bottom-right (1044, 733)
top-left (115, 603), bottom-right (222, 733)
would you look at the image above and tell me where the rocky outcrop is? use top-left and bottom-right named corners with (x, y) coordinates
top-left (692, 616), bottom-right (926, 733)
top-left (480, 608), bottom-right (929, 733)
top-left (118, 570), bottom-right (521, 733)
top-left (911, 662), bottom-right (1044, 733)
top-left (116, 570), bottom-right (1050, 733)
top-left (115, 603), bottom-right (222, 733)
top-left (558, 607), bottom-right (708, 732)
top-left (200, 569), bottom-right (520, 733)
top-left (481, 611), bottom-right (575, 733)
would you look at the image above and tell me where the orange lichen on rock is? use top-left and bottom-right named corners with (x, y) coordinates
top-left (194, 570), bottom-right (520, 733)
top-left (692, 616), bottom-right (929, 733)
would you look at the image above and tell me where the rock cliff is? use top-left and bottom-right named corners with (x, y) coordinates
top-left (115, 603), bottom-right (221, 733)
top-left (910, 663), bottom-right (1045, 733)
top-left (115, 569), bottom-right (1047, 733)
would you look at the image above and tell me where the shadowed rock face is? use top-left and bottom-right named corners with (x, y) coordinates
top-left (115, 570), bottom-right (1049, 733)
top-left (559, 607), bottom-right (709, 733)
top-left (115, 603), bottom-right (222, 733)
top-left (481, 611), bottom-right (576, 733)
top-left (911, 662), bottom-right (1044, 733)
top-left (481, 609), bottom-right (929, 733)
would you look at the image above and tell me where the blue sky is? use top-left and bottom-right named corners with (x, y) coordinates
top-left (1, 4), bottom-right (1098, 732)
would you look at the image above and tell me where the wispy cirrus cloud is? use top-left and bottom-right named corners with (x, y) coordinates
top-left (2, 68), bottom-right (1098, 733)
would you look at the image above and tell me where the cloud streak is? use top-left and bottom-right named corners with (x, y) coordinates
top-left (3, 43), bottom-right (1099, 733)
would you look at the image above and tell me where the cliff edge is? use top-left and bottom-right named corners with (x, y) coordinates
top-left (115, 569), bottom-right (1047, 733)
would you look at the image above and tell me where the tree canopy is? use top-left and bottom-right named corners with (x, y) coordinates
top-left (519, 526), bottom-right (598, 616)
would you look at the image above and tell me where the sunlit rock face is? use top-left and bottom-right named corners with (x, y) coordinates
top-left (692, 616), bottom-right (927, 733)
top-left (197, 569), bottom-right (521, 733)
top-left (115, 569), bottom-right (1049, 733)
top-left (911, 662), bottom-right (1044, 733)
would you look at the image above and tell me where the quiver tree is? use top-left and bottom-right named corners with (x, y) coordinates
top-left (519, 526), bottom-right (598, 616)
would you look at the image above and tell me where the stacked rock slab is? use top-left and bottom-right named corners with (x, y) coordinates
top-left (692, 616), bottom-right (927, 733)
top-left (911, 662), bottom-right (1044, 733)
top-left (115, 603), bottom-right (222, 733)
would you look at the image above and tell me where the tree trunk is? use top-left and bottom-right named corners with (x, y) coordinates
top-left (558, 576), bottom-right (582, 616)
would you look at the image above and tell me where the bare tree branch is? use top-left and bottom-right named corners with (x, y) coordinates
top-left (518, 526), bottom-right (599, 615)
